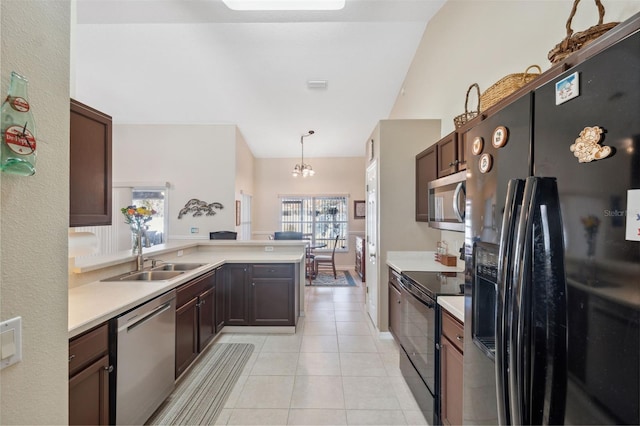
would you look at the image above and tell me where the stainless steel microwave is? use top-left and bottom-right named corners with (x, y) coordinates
top-left (427, 170), bottom-right (466, 232)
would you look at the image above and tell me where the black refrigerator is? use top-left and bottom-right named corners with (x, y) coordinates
top-left (462, 23), bottom-right (640, 425)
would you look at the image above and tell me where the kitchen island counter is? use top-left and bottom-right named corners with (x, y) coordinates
top-left (69, 240), bottom-right (306, 338)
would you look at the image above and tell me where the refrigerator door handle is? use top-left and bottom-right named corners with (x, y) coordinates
top-left (496, 178), bottom-right (525, 426)
top-left (509, 177), bottom-right (538, 425)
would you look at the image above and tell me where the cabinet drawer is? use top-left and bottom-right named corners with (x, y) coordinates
top-left (177, 271), bottom-right (215, 308)
top-left (252, 264), bottom-right (293, 278)
top-left (442, 310), bottom-right (464, 353)
top-left (69, 323), bottom-right (109, 377)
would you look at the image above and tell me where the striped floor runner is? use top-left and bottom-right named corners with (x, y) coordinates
top-left (147, 343), bottom-right (254, 425)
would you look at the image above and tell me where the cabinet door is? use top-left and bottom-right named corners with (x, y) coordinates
top-left (175, 297), bottom-right (198, 377)
top-left (388, 282), bottom-right (402, 341)
top-left (440, 337), bottom-right (463, 426)
top-left (198, 286), bottom-right (216, 352)
top-left (437, 132), bottom-right (458, 178)
top-left (215, 268), bottom-right (225, 332)
top-left (416, 145), bottom-right (437, 221)
top-left (456, 133), bottom-right (467, 172)
top-left (251, 278), bottom-right (294, 325)
top-left (69, 354), bottom-right (110, 425)
top-left (70, 99), bottom-right (112, 227)
top-left (225, 264), bottom-right (249, 325)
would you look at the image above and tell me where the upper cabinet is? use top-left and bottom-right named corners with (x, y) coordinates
top-left (437, 131), bottom-right (467, 178)
top-left (415, 144), bottom-right (437, 222)
top-left (70, 99), bottom-right (112, 227)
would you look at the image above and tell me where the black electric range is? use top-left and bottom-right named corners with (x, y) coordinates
top-left (395, 270), bottom-right (464, 426)
top-left (400, 271), bottom-right (464, 301)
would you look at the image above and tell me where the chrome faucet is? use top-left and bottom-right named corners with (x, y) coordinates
top-left (135, 231), bottom-right (145, 271)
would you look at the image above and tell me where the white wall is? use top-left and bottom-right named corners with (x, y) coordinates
top-left (390, 0), bottom-right (640, 136)
top-left (0, 0), bottom-right (70, 423)
top-left (235, 128), bottom-right (255, 234)
top-left (253, 156), bottom-right (366, 269)
top-left (113, 124), bottom-right (238, 239)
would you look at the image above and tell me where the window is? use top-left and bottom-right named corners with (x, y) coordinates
top-left (280, 195), bottom-right (348, 251)
top-left (132, 188), bottom-right (166, 246)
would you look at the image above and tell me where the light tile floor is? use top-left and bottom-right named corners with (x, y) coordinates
top-left (214, 271), bottom-right (429, 425)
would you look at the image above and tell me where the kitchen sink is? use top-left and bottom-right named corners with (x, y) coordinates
top-left (102, 270), bottom-right (185, 282)
top-left (151, 263), bottom-right (206, 271)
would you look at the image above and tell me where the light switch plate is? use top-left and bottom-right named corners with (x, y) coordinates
top-left (1, 316), bottom-right (22, 369)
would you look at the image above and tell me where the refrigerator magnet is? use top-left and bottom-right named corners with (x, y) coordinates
top-left (555, 72), bottom-right (579, 105)
top-left (492, 126), bottom-right (508, 148)
top-left (479, 153), bottom-right (493, 173)
top-left (625, 189), bottom-right (640, 241)
top-left (472, 136), bottom-right (484, 155)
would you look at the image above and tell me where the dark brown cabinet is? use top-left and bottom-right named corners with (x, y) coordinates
top-left (70, 99), bottom-right (112, 227)
top-left (355, 236), bottom-right (365, 281)
top-left (224, 263), bottom-right (298, 327)
top-left (175, 270), bottom-right (216, 378)
top-left (415, 144), bottom-right (437, 222)
top-left (69, 323), bottom-right (111, 425)
top-left (225, 264), bottom-right (250, 326)
top-left (437, 132), bottom-right (459, 178)
top-left (215, 267), bottom-right (225, 332)
top-left (440, 310), bottom-right (464, 426)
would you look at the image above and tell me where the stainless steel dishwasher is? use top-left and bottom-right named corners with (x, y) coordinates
top-left (115, 290), bottom-right (176, 425)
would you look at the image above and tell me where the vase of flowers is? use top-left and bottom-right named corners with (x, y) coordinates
top-left (121, 205), bottom-right (156, 254)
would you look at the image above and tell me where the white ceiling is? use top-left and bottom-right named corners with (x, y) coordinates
top-left (74, 0), bottom-right (445, 158)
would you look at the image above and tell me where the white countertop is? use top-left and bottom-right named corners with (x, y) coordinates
top-left (386, 251), bottom-right (464, 273)
top-left (69, 244), bottom-right (305, 338)
top-left (438, 296), bottom-right (465, 323)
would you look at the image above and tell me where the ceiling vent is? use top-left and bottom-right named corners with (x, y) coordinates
top-left (307, 80), bottom-right (328, 89)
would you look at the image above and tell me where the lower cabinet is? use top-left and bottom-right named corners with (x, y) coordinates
top-left (440, 309), bottom-right (464, 426)
top-left (175, 270), bottom-right (217, 378)
top-left (69, 323), bottom-right (111, 425)
top-left (225, 263), bottom-right (297, 326)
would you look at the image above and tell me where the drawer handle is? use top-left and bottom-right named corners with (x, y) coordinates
top-left (68, 354), bottom-right (75, 362)
top-left (456, 334), bottom-right (463, 341)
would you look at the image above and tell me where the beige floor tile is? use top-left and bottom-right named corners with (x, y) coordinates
top-left (261, 334), bottom-right (303, 353)
top-left (215, 408), bottom-right (232, 425)
top-left (334, 310), bottom-right (367, 322)
top-left (224, 375), bottom-right (249, 409)
top-left (226, 408), bottom-right (290, 425)
top-left (235, 376), bottom-right (295, 408)
top-left (338, 335), bottom-right (378, 353)
top-left (401, 410), bottom-right (428, 425)
top-left (303, 310), bottom-right (336, 322)
top-left (300, 335), bottom-right (339, 353)
top-left (250, 352), bottom-right (299, 375)
top-left (374, 337), bottom-right (400, 353)
top-left (297, 352), bottom-right (341, 376)
top-left (337, 321), bottom-right (373, 336)
top-left (389, 377), bottom-right (421, 411)
top-left (229, 334), bottom-right (267, 350)
top-left (287, 409), bottom-right (347, 425)
top-left (334, 302), bottom-right (365, 311)
top-left (380, 352), bottom-right (402, 377)
top-left (306, 301), bottom-right (336, 311)
top-left (303, 321), bottom-right (337, 336)
top-left (339, 352), bottom-right (387, 377)
top-left (291, 375), bottom-right (345, 409)
top-left (345, 409), bottom-right (407, 425)
top-left (342, 377), bottom-right (401, 410)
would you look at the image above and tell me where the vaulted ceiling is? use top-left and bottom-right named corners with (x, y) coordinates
top-left (74, 0), bottom-right (445, 158)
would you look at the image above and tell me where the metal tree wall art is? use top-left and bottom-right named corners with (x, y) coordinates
top-left (178, 199), bottom-right (224, 219)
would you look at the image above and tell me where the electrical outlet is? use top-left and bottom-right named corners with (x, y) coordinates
top-left (177, 250), bottom-right (183, 257)
top-left (265, 246), bottom-right (274, 252)
top-left (190, 227), bottom-right (199, 234)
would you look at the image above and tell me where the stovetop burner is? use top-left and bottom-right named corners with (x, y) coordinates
top-left (401, 271), bottom-right (464, 300)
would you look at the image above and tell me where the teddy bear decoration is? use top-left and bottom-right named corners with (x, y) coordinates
top-left (569, 126), bottom-right (612, 163)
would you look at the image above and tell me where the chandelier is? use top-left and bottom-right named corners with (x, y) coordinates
top-left (292, 130), bottom-right (315, 178)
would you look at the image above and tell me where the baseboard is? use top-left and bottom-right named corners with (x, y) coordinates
top-left (219, 325), bottom-right (295, 334)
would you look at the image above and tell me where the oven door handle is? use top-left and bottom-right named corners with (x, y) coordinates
top-left (399, 278), bottom-right (435, 308)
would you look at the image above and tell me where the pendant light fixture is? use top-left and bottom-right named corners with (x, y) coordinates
top-left (292, 130), bottom-right (315, 178)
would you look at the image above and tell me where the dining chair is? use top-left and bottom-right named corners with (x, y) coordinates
top-left (209, 231), bottom-right (238, 240)
top-left (314, 234), bottom-right (340, 279)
